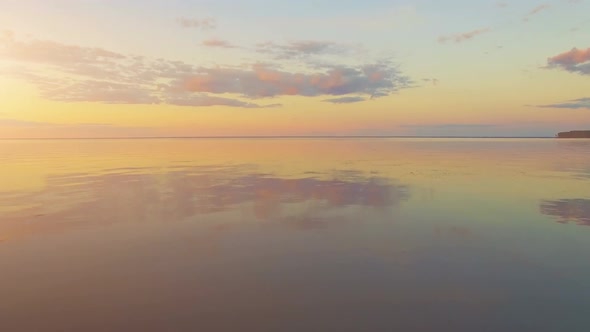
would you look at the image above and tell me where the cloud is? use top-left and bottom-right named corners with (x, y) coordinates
top-left (422, 78), bottom-right (439, 86)
top-left (0, 33), bottom-right (280, 108)
top-left (323, 96), bottom-right (366, 104)
top-left (255, 40), bottom-right (361, 59)
top-left (546, 47), bottom-right (590, 75)
top-left (176, 17), bottom-right (216, 30)
top-left (201, 39), bottom-right (236, 48)
top-left (0, 31), bottom-right (125, 66)
top-left (438, 28), bottom-right (490, 44)
top-left (165, 95), bottom-right (282, 108)
top-left (523, 4), bottom-right (551, 21)
top-left (496, 2), bottom-right (508, 8)
top-left (570, 19), bottom-right (590, 32)
top-left (536, 97), bottom-right (590, 109)
top-left (401, 123), bottom-right (500, 129)
top-left (44, 79), bottom-right (162, 104)
top-left (1, 32), bottom-right (410, 107)
top-left (178, 61), bottom-right (410, 99)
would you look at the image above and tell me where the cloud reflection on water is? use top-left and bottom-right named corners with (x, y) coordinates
top-left (540, 199), bottom-right (590, 226)
top-left (0, 165), bottom-right (409, 241)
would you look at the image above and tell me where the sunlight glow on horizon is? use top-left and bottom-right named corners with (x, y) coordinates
top-left (1, 0), bottom-right (589, 137)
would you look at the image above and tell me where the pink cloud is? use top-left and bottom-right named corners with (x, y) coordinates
top-left (202, 39), bottom-right (236, 48)
top-left (549, 47), bottom-right (590, 66)
top-left (1, 32), bottom-right (410, 107)
top-left (180, 62), bottom-right (409, 99)
top-left (547, 47), bottom-right (590, 75)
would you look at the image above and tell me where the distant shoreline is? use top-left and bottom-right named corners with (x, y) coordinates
top-left (556, 130), bottom-right (590, 138)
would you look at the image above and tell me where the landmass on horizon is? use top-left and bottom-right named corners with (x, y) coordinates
top-left (557, 131), bottom-right (590, 138)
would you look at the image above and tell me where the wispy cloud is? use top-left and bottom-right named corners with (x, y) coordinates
top-left (536, 97), bottom-right (590, 109)
top-left (422, 78), bottom-right (439, 86)
top-left (438, 28), bottom-right (490, 44)
top-left (202, 39), bottom-right (236, 48)
top-left (570, 19), bottom-right (590, 32)
top-left (255, 40), bottom-right (361, 59)
top-left (323, 96), bottom-right (366, 104)
top-left (165, 95), bottom-right (282, 108)
top-left (523, 4), bottom-right (551, 22)
top-left (0, 32), bottom-right (411, 107)
top-left (401, 123), bottom-right (500, 129)
top-left (178, 62), bottom-right (410, 99)
top-left (546, 47), bottom-right (590, 75)
top-left (0, 32), bottom-right (275, 108)
top-left (176, 17), bottom-right (216, 30)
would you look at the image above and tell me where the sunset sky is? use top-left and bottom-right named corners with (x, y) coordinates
top-left (1, 0), bottom-right (589, 137)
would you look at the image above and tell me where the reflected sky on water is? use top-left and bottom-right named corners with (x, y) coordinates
top-left (1, 138), bottom-right (589, 331)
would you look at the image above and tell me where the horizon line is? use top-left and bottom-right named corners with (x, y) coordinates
top-left (0, 135), bottom-right (558, 140)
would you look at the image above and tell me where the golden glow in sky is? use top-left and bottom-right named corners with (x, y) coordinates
top-left (1, 0), bottom-right (589, 137)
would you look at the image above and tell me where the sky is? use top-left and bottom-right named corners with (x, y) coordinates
top-left (0, 0), bottom-right (589, 137)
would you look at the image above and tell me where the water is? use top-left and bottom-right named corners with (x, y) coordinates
top-left (0, 138), bottom-right (589, 331)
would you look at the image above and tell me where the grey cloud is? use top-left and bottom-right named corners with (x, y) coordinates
top-left (255, 40), bottom-right (361, 59)
top-left (523, 4), bottom-right (551, 21)
top-left (536, 97), bottom-right (590, 109)
top-left (176, 17), bottom-right (216, 30)
top-left (323, 96), bottom-right (366, 104)
top-left (422, 78), bottom-right (439, 86)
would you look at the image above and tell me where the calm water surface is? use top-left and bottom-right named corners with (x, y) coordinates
top-left (0, 138), bottom-right (589, 331)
